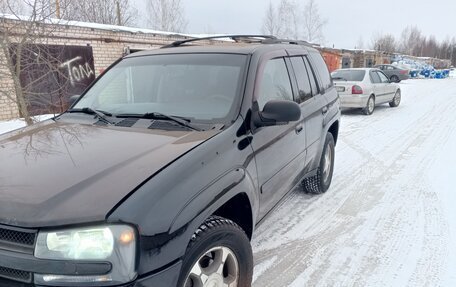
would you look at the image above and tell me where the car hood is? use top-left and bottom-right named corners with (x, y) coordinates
top-left (0, 120), bottom-right (220, 228)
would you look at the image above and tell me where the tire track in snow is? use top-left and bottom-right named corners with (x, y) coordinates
top-left (252, 79), bottom-right (456, 287)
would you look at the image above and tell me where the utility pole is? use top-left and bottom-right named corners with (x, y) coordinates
top-left (116, 1), bottom-right (121, 26)
top-left (55, 0), bottom-right (61, 19)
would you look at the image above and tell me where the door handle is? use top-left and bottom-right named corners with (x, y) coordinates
top-left (322, 106), bottom-right (328, 114)
top-left (295, 124), bottom-right (303, 134)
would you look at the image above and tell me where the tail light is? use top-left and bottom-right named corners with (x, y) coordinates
top-left (400, 70), bottom-right (408, 75)
top-left (352, 85), bottom-right (363, 95)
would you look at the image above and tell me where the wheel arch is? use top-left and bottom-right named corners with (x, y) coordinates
top-left (328, 120), bottom-right (339, 145)
top-left (213, 192), bottom-right (253, 240)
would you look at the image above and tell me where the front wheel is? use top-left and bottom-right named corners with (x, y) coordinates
top-left (178, 216), bottom-right (253, 287)
top-left (301, 133), bottom-right (335, 194)
top-left (389, 90), bottom-right (401, 107)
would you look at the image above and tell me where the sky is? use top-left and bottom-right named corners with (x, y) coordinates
top-left (134, 0), bottom-right (456, 49)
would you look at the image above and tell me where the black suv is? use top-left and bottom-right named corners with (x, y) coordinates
top-left (0, 36), bottom-right (340, 287)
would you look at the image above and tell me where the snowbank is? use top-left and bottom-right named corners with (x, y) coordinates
top-left (0, 114), bottom-right (54, 135)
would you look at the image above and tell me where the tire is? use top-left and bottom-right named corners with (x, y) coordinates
top-left (301, 133), bottom-right (335, 194)
top-left (390, 75), bottom-right (400, 83)
top-left (178, 216), bottom-right (253, 287)
top-left (389, 89), bottom-right (401, 107)
top-left (363, 95), bottom-right (375, 115)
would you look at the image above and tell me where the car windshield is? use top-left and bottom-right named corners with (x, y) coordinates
top-left (74, 53), bottom-right (247, 123)
top-left (331, 70), bottom-right (366, 81)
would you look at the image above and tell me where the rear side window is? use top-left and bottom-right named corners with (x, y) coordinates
top-left (370, 71), bottom-right (381, 83)
top-left (303, 57), bottom-right (319, 96)
top-left (309, 52), bottom-right (332, 92)
top-left (257, 58), bottom-right (293, 110)
top-left (290, 57), bottom-right (312, 103)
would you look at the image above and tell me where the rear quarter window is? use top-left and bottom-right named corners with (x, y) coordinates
top-left (309, 52), bottom-right (332, 92)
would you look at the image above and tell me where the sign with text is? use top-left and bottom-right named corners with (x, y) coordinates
top-left (11, 44), bottom-right (96, 116)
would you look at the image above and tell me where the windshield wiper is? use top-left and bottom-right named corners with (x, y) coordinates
top-left (332, 76), bottom-right (347, 81)
top-left (67, 107), bottom-right (115, 125)
top-left (116, 112), bottom-right (202, 131)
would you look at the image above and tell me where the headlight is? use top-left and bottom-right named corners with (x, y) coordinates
top-left (34, 225), bottom-right (137, 286)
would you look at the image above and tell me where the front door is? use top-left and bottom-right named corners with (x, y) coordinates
top-left (251, 52), bottom-right (307, 219)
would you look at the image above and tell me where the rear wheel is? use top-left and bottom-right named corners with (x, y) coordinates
top-left (301, 133), bottom-right (335, 194)
top-left (178, 216), bottom-right (253, 287)
top-left (389, 90), bottom-right (401, 107)
top-left (390, 75), bottom-right (400, 83)
top-left (363, 95), bottom-right (375, 115)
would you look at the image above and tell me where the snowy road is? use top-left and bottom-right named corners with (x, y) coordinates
top-left (252, 78), bottom-right (456, 287)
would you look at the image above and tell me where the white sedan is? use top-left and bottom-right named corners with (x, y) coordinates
top-left (332, 68), bottom-right (401, 115)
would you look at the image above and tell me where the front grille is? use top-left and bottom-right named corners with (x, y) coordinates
top-left (0, 266), bottom-right (32, 283)
top-left (0, 227), bottom-right (35, 246)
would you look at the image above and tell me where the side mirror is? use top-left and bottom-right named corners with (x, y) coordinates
top-left (69, 95), bottom-right (81, 106)
top-left (254, 100), bottom-right (301, 128)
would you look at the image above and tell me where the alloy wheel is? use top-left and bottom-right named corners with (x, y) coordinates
top-left (322, 144), bottom-right (333, 183)
top-left (184, 246), bottom-right (239, 287)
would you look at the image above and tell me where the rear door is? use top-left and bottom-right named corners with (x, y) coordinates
top-left (370, 70), bottom-right (384, 100)
top-left (251, 51), bottom-right (307, 219)
top-left (302, 52), bottom-right (330, 171)
top-left (376, 71), bottom-right (395, 103)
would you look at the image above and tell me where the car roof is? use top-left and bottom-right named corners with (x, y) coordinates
top-left (124, 43), bottom-right (319, 58)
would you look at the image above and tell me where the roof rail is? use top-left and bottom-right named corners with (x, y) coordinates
top-left (161, 35), bottom-right (277, 48)
top-left (263, 38), bottom-right (313, 46)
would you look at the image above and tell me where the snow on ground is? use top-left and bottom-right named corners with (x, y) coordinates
top-left (1, 80), bottom-right (455, 286)
top-left (0, 114), bottom-right (54, 135)
top-left (252, 78), bottom-right (456, 286)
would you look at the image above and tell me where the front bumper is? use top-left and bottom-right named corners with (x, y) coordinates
top-left (0, 254), bottom-right (182, 287)
top-left (339, 94), bottom-right (370, 108)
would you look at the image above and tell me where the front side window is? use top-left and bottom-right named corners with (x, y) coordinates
top-left (377, 71), bottom-right (390, 83)
top-left (257, 58), bottom-right (293, 110)
top-left (74, 54), bottom-right (247, 123)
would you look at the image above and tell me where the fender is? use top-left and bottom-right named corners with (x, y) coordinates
top-left (107, 118), bottom-right (258, 276)
top-left (170, 167), bottom-right (257, 235)
top-left (310, 103), bottom-right (341, 173)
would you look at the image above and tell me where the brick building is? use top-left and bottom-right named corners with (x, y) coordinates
top-left (0, 16), bottom-right (219, 121)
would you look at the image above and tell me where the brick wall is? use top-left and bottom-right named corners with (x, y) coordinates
top-left (0, 18), bottom-right (214, 121)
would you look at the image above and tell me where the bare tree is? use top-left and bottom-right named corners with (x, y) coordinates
top-left (260, 0), bottom-right (301, 40)
top-left (399, 26), bottom-right (423, 56)
top-left (371, 33), bottom-right (397, 53)
top-left (276, 0), bottom-right (299, 39)
top-left (145, 0), bottom-right (187, 32)
top-left (356, 36), bottom-right (365, 49)
top-left (260, 0), bottom-right (326, 43)
top-left (261, 2), bottom-right (279, 36)
top-left (0, 0), bottom-right (70, 125)
top-left (302, 0), bottom-right (326, 43)
top-left (0, 0), bottom-right (24, 13)
top-left (60, 0), bottom-right (138, 26)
